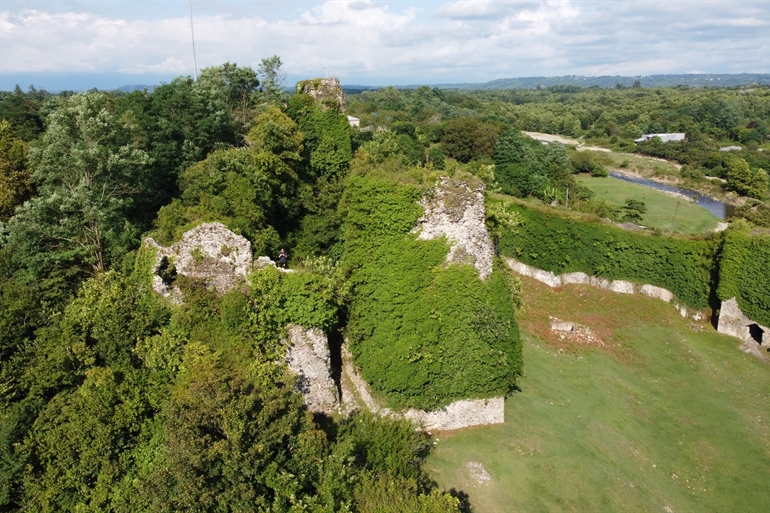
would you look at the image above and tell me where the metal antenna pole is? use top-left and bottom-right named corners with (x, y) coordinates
top-left (671, 201), bottom-right (680, 234)
top-left (189, 0), bottom-right (198, 80)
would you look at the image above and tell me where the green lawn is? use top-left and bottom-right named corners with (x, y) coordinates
top-left (577, 175), bottom-right (720, 234)
top-left (427, 278), bottom-right (770, 513)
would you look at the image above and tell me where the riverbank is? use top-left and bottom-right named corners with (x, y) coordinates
top-left (577, 175), bottom-right (721, 233)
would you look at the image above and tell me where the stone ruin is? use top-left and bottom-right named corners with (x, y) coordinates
top-left (296, 77), bottom-right (345, 112)
top-left (284, 325), bottom-right (340, 414)
top-left (339, 345), bottom-right (504, 431)
top-left (145, 222), bottom-right (252, 302)
top-left (717, 297), bottom-right (770, 360)
top-left (413, 177), bottom-right (494, 280)
top-left (143, 222), bottom-right (502, 428)
top-left (505, 257), bottom-right (705, 321)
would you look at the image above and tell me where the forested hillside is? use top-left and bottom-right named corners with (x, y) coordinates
top-left (0, 62), bottom-right (469, 512)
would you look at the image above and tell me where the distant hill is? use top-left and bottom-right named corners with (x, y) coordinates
top-left (344, 74), bottom-right (770, 92)
top-left (116, 84), bottom-right (156, 93)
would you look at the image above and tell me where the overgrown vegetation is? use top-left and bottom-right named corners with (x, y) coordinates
top-left (716, 223), bottom-right (770, 326)
top-left (339, 164), bottom-right (523, 410)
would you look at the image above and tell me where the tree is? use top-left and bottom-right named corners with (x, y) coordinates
top-left (198, 62), bottom-right (260, 129)
top-left (5, 92), bottom-right (150, 276)
top-left (441, 118), bottom-right (499, 163)
top-left (725, 154), bottom-right (768, 199)
top-left (0, 120), bottom-right (32, 221)
top-left (621, 199), bottom-right (647, 222)
top-left (258, 55), bottom-right (287, 106)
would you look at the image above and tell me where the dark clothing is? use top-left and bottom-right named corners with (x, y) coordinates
top-left (278, 251), bottom-right (288, 269)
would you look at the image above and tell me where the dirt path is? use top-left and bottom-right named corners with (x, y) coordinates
top-left (523, 131), bottom-right (612, 153)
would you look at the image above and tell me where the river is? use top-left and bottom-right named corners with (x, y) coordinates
top-left (609, 171), bottom-right (734, 219)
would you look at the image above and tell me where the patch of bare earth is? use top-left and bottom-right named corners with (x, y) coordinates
top-left (517, 275), bottom-right (683, 361)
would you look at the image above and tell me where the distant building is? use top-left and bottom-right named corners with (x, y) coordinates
top-left (634, 133), bottom-right (686, 143)
top-left (719, 146), bottom-right (742, 152)
top-left (347, 116), bottom-right (360, 128)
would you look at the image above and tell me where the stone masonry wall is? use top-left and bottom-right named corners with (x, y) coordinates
top-left (340, 345), bottom-right (504, 431)
top-left (413, 178), bottom-right (494, 280)
top-left (285, 325), bottom-right (340, 415)
top-left (145, 222), bottom-right (252, 301)
top-left (505, 257), bottom-right (705, 320)
top-left (717, 297), bottom-right (770, 359)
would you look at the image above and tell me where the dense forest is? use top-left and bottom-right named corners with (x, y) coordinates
top-left (346, 83), bottom-right (770, 222)
top-left (2, 58), bottom-right (770, 512)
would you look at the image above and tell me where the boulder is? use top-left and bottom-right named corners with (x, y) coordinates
top-left (639, 284), bottom-right (674, 302)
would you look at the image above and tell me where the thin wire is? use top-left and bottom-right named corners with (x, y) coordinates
top-left (189, 0), bottom-right (198, 80)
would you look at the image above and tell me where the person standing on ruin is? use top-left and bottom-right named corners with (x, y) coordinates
top-left (278, 248), bottom-right (288, 269)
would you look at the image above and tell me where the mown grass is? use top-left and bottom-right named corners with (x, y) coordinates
top-left (427, 276), bottom-right (770, 513)
top-left (576, 175), bottom-right (720, 234)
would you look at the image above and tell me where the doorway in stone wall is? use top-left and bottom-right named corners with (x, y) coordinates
top-left (748, 323), bottom-right (765, 345)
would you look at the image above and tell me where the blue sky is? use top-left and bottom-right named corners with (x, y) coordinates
top-left (0, 0), bottom-right (768, 91)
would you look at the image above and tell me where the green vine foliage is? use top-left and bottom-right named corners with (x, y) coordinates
top-left (717, 225), bottom-right (770, 326)
top-left (496, 199), bottom-right (719, 308)
top-left (340, 170), bottom-right (523, 411)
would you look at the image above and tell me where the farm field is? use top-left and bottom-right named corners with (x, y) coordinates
top-left (576, 175), bottom-right (720, 234)
top-left (426, 276), bottom-right (770, 513)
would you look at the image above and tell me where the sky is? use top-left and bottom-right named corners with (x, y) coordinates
top-left (0, 0), bottom-right (768, 91)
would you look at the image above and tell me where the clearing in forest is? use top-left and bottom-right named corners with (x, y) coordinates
top-left (426, 276), bottom-right (770, 513)
top-left (576, 175), bottom-right (720, 234)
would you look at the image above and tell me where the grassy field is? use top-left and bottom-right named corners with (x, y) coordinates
top-left (427, 276), bottom-right (770, 513)
top-left (576, 175), bottom-right (720, 234)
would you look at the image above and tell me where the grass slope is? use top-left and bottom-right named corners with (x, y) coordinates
top-left (577, 175), bottom-right (719, 234)
top-left (427, 276), bottom-right (770, 513)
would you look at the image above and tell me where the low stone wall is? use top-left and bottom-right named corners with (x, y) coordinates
top-left (505, 257), bottom-right (703, 320)
top-left (285, 325), bottom-right (340, 415)
top-left (340, 345), bottom-right (504, 431)
top-left (717, 297), bottom-right (769, 359)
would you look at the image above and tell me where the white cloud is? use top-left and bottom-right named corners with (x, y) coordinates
top-left (0, 1), bottom-right (768, 85)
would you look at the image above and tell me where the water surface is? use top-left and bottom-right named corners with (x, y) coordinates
top-left (609, 171), bottom-right (733, 219)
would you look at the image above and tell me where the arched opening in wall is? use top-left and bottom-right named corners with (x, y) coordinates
top-left (748, 323), bottom-right (764, 345)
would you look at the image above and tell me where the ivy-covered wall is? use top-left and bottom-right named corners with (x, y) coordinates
top-left (340, 171), bottom-right (523, 411)
top-left (716, 226), bottom-right (770, 327)
top-left (495, 199), bottom-right (719, 308)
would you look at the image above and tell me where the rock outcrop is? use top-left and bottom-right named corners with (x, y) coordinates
top-left (285, 325), bottom-right (340, 414)
top-left (296, 77), bottom-right (345, 112)
top-left (340, 345), bottom-right (504, 430)
top-left (413, 178), bottom-right (494, 280)
top-left (717, 297), bottom-right (769, 359)
top-left (145, 223), bottom-right (252, 301)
